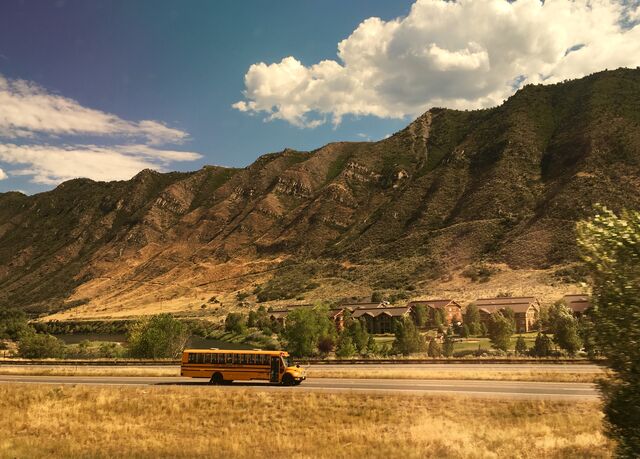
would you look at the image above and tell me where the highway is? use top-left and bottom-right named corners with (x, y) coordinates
top-left (0, 374), bottom-right (599, 400)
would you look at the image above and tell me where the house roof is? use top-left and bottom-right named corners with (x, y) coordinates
top-left (407, 299), bottom-right (461, 309)
top-left (268, 310), bottom-right (289, 319)
top-left (340, 302), bottom-right (388, 311)
top-left (352, 306), bottom-right (412, 318)
top-left (563, 294), bottom-right (592, 313)
top-left (474, 296), bottom-right (538, 306)
top-left (478, 303), bottom-right (538, 314)
top-left (271, 307), bottom-right (344, 320)
top-left (282, 303), bottom-right (314, 310)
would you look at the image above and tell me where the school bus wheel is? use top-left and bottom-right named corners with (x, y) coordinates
top-left (282, 373), bottom-right (295, 386)
top-left (210, 372), bottom-right (223, 385)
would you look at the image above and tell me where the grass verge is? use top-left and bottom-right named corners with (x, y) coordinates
top-left (0, 365), bottom-right (606, 383)
top-left (0, 384), bottom-right (612, 458)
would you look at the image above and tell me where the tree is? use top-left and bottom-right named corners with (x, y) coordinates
top-left (283, 305), bottom-right (335, 357)
top-left (335, 334), bottom-right (356, 358)
top-left (247, 310), bottom-right (258, 328)
top-left (554, 314), bottom-right (582, 356)
top-left (427, 338), bottom-right (442, 357)
top-left (515, 335), bottom-right (528, 356)
top-left (431, 308), bottom-right (446, 329)
top-left (317, 335), bottom-right (335, 356)
top-left (224, 313), bottom-right (246, 334)
top-left (578, 316), bottom-right (598, 358)
top-left (0, 307), bottom-right (30, 340)
top-left (346, 318), bottom-right (369, 354)
top-left (578, 206), bottom-right (640, 456)
top-left (545, 301), bottom-right (572, 332)
top-left (461, 324), bottom-right (470, 338)
top-left (371, 291), bottom-right (384, 303)
top-left (487, 312), bottom-right (514, 352)
top-left (442, 333), bottom-right (454, 357)
top-left (366, 335), bottom-right (379, 356)
top-left (255, 306), bottom-right (272, 333)
top-left (18, 331), bottom-right (65, 358)
top-left (413, 305), bottom-right (428, 328)
top-left (463, 304), bottom-right (481, 335)
top-left (127, 314), bottom-right (189, 359)
top-left (392, 317), bottom-right (426, 355)
top-left (500, 308), bottom-right (516, 329)
top-left (532, 332), bottom-right (552, 357)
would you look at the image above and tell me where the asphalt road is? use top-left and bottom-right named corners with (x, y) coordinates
top-left (0, 374), bottom-right (599, 400)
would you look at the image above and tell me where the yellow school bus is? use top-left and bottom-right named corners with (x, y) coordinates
top-left (181, 349), bottom-right (306, 385)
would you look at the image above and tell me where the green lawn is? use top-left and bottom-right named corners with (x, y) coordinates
top-left (453, 332), bottom-right (541, 353)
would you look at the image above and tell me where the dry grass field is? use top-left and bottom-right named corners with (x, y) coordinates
top-left (307, 367), bottom-right (605, 383)
top-left (0, 384), bottom-right (612, 458)
top-left (0, 365), bottom-right (606, 383)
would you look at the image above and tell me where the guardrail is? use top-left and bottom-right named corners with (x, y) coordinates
top-left (0, 357), bottom-right (600, 366)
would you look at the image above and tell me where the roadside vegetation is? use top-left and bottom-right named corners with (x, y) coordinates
top-left (0, 384), bottom-right (612, 458)
top-left (578, 206), bottom-right (640, 457)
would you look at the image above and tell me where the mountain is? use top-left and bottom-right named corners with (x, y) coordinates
top-left (2, 68), bottom-right (640, 318)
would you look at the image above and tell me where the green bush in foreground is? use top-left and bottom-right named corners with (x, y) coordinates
top-left (578, 206), bottom-right (640, 457)
top-left (127, 314), bottom-right (189, 359)
top-left (18, 331), bottom-right (65, 358)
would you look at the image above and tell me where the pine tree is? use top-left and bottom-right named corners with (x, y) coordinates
top-left (335, 334), bottom-right (356, 358)
top-left (515, 335), bottom-right (528, 356)
top-left (427, 338), bottom-right (442, 357)
top-left (443, 334), bottom-right (455, 357)
top-left (532, 333), bottom-right (552, 357)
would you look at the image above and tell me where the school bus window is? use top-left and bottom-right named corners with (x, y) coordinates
top-left (226, 353), bottom-right (232, 364)
top-left (248, 354), bottom-right (255, 365)
top-left (188, 353), bottom-right (196, 364)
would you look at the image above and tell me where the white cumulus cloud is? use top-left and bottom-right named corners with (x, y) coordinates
top-left (0, 74), bottom-right (202, 186)
top-left (0, 143), bottom-right (202, 185)
top-left (234, 0), bottom-right (640, 127)
top-left (0, 74), bottom-right (189, 144)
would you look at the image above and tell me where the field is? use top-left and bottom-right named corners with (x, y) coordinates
top-left (0, 364), bottom-right (606, 383)
top-left (0, 384), bottom-right (612, 458)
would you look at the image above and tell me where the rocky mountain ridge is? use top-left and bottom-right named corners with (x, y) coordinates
top-left (1, 68), bottom-right (639, 318)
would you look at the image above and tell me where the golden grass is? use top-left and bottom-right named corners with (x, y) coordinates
top-left (306, 368), bottom-right (606, 383)
top-left (0, 366), bottom-right (180, 377)
top-left (0, 365), bottom-right (606, 383)
top-left (0, 384), bottom-right (612, 458)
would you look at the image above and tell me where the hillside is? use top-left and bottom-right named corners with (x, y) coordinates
top-left (2, 68), bottom-right (640, 319)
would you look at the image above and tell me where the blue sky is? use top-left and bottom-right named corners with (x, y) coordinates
top-left (0, 0), bottom-right (638, 194)
top-left (0, 0), bottom-right (413, 194)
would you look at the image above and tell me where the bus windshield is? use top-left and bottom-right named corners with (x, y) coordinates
top-left (281, 356), bottom-right (291, 368)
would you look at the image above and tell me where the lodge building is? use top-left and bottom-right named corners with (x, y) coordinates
top-left (474, 297), bottom-right (540, 333)
top-left (406, 299), bottom-right (463, 325)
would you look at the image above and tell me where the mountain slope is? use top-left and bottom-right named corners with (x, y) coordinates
top-left (2, 68), bottom-right (640, 317)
